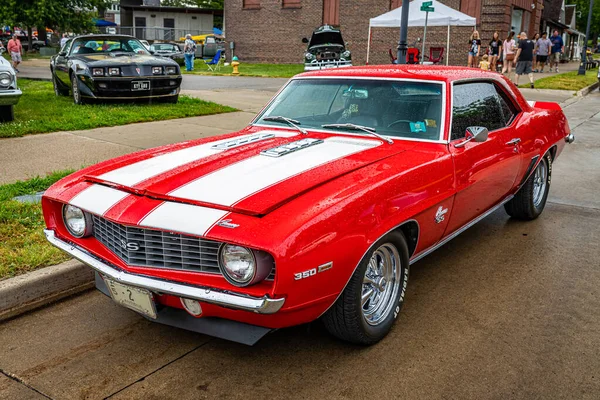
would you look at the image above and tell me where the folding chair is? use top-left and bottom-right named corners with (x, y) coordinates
top-left (425, 47), bottom-right (444, 64)
top-left (205, 49), bottom-right (223, 71)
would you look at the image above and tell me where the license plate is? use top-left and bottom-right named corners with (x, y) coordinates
top-left (131, 80), bottom-right (150, 91)
top-left (104, 278), bottom-right (157, 319)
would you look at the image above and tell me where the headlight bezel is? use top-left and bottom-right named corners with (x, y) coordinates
top-left (92, 68), bottom-right (104, 77)
top-left (108, 67), bottom-right (120, 76)
top-left (152, 66), bottom-right (163, 75)
top-left (165, 66), bottom-right (178, 75)
top-left (219, 244), bottom-right (257, 286)
top-left (62, 204), bottom-right (94, 238)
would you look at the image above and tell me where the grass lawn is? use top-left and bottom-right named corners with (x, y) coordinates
top-left (0, 79), bottom-right (237, 138)
top-left (519, 70), bottom-right (599, 90)
top-left (2, 52), bottom-right (53, 62)
top-left (183, 62), bottom-right (304, 78)
top-left (0, 171), bottom-right (74, 280)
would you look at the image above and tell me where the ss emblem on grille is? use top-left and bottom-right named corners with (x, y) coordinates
top-left (120, 239), bottom-right (140, 251)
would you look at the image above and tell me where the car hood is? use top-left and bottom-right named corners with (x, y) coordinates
top-left (74, 129), bottom-right (415, 216)
top-left (72, 54), bottom-right (177, 67)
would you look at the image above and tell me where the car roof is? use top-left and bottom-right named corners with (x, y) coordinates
top-left (297, 65), bottom-right (503, 83)
top-left (72, 34), bottom-right (137, 40)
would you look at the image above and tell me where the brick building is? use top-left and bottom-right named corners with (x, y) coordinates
top-left (224, 0), bottom-right (545, 66)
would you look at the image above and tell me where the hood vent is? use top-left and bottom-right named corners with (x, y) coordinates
top-left (211, 132), bottom-right (276, 150)
top-left (261, 138), bottom-right (323, 158)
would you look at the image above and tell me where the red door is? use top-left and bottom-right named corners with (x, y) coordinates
top-left (445, 82), bottom-right (521, 234)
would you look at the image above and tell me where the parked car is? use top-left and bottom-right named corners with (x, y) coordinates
top-left (43, 66), bottom-right (573, 345)
top-left (303, 25), bottom-right (352, 70)
top-left (150, 42), bottom-right (184, 66)
top-left (0, 56), bottom-right (22, 122)
top-left (50, 34), bottom-right (182, 104)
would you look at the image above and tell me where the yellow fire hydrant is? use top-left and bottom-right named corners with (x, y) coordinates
top-left (231, 56), bottom-right (240, 75)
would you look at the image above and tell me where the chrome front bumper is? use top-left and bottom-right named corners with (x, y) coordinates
top-left (44, 229), bottom-right (285, 314)
top-left (0, 89), bottom-right (22, 106)
top-left (565, 133), bottom-right (575, 143)
top-left (304, 61), bottom-right (352, 71)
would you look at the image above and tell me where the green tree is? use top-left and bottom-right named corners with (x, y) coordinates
top-left (160, 0), bottom-right (223, 8)
top-left (0, 0), bottom-right (109, 49)
top-left (567, 0), bottom-right (600, 45)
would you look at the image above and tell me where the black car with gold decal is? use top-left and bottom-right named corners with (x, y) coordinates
top-left (51, 34), bottom-right (182, 104)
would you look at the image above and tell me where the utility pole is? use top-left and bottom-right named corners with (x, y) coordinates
top-left (578, 0), bottom-right (594, 75)
top-left (397, 0), bottom-right (410, 64)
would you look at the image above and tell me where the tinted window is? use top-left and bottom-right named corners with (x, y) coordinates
top-left (451, 82), bottom-right (506, 140)
top-left (495, 86), bottom-right (518, 125)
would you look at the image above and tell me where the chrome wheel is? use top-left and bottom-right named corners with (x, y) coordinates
top-left (532, 161), bottom-right (547, 208)
top-left (362, 243), bottom-right (401, 326)
top-left (72, 77), bottom-right (81, 104)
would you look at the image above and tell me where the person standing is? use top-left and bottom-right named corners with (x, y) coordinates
top-left (549, 29), bottom-right (564, 72)
top-left (488, 31), bottom-right (503, 72)
top-left (536, 32), bottom-right (552, 73)
top-left (532, 33), bottom-right (540, 71)
top-left (7, 34), bottom-right (22, 73)
top-left (183, 34), bottom-right (196, 72)
top-left (60, 33), bottom-right (69, 49)
top-left (502, 31), bottom-right (516, 74)
top-left (467, 30), bottom-right (481, 68)
top-left (515, 32), bottom-right (535, 88)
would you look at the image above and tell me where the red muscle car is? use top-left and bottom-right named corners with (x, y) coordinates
top-left (43, 66), bottom-right (574, 345)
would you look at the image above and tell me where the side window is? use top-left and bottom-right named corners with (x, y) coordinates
top-left (451, 82), bottom-right (506, 141)
top-left (494, 86), bottom-right (518, 126)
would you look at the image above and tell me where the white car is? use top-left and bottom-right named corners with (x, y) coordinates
top-left (0, 57), bottom-right (21, 122)
top-left (140, 40), bottom-right (151, 50)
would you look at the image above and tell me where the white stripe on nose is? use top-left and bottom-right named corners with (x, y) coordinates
top-left (69, 184), bottom-right (129, 216)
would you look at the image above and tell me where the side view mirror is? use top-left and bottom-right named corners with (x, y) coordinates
top-left (58, 51), bottom-right (66, 57)
top-left (454, 126), bottom-right (489, 148)
top-left (301, 37), bottom-right (309, 44)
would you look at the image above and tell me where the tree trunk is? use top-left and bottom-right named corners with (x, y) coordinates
top-left (27, 26), bottom-right (33, 52)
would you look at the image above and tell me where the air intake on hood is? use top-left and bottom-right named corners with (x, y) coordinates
top-left (261, 138), bottom-right (323, 157)
top-left (211, 132), bottom-right (276, 150)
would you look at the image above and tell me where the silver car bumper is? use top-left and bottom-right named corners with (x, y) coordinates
top-left (304, 61), bottom-right (352, 71)
top-left (44, 229), bottom-right (285, 314)
top-left (0, 88), bottom-right (22, 106)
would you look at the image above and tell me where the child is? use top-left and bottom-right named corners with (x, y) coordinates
top-left (479, 54), bottom-right (490, 71)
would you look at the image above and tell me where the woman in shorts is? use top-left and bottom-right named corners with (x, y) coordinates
top-left (488, 31), bottom-right (502, 72)
top-left (468, 30), bottom-right (481, 68)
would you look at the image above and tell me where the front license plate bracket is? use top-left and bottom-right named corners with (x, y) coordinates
top-left (131, 80), bottom-right (150, 91)
top-left (103, 277), bottom-right (157, 319)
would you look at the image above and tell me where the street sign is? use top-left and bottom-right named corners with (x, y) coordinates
top-left (421, 5), bottom-right (435, 12)
top-left (422, 1), bottom-right (433, 6)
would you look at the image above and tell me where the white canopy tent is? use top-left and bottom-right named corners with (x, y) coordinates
top-left (367, 0), bottom-right (476, 65)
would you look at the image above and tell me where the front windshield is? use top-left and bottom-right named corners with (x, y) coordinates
top-left (69, 37), bottom-right (150, 56)
top-left (256, 79), bottom-right (444, 141)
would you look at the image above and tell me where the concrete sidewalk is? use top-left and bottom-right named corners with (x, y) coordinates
top-left (0, 90), bottom-right (274, 184)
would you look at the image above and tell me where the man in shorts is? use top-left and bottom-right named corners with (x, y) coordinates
top-left (7, 34), bottom-right (22, 73)
top-left (515, 32), bottom-right (535, 88)
top-left (549, 29), bottom-right (564, 72)
top-left (536, 32), bottom-right (552, 72)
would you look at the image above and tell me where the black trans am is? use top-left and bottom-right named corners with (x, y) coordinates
top-left (51, 35), bottom-right (182, 104)
top-left (302, 25), bottom-right (352, 71)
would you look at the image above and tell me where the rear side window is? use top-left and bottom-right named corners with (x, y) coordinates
top-left (451, 82), bottom-right (507, 140)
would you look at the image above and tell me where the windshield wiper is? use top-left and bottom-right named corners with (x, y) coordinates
top-left (262, 116), bottom-right (308, 135)
top-left (321, 123), bottom-right (393, 144)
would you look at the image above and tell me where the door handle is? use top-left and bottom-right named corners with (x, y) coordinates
top-left (506, 138), bottom-right (521, 146)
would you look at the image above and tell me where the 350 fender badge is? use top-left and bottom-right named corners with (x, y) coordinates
top-left (294, 262), bottom-right (333, 281)
top-left (435, 206), bottom-right (448, 224)
top-left (217, 219), bottom-right (239, 229)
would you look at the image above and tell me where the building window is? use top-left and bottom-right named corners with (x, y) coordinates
top-left (283, 0), bottom-right (301, 8)
top-left (323, 0), bottom-right (340, 25)
top-left (243, 0), bottom-right (260, 9)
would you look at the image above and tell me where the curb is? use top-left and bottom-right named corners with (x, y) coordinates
top-left (0, 259), bottom-right (94, 321)
top-left (577, 81), bottom-right (600, 97)
top-left (18, 75), bottom-right (51, 82)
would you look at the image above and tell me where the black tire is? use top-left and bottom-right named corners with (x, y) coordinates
top-left (53, 74), bottom-right (69, 96)
top-left (505, 153), bottom-right (552, 220)
top-left (322, 231), bottom-right (410, 345)
top-left (0, 105), bottom-right (14, 122)
top-left (71, 74), bottom-right (87, 105)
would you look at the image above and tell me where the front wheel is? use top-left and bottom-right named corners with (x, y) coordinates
top-left (71, 75), bottom-right (87, 105)
top-left (322, 231), bottom-right (409, 345)
top-left (0, 105), bottom-right (14, 122)
top-left (505, 153), bottom-right (552, 220)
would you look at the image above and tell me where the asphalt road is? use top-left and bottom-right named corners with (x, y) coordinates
top-left (1, 91), bottom-right (599, 399)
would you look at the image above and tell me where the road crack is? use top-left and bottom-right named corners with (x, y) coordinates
top-left (0, 368), bottom-right (54, 399)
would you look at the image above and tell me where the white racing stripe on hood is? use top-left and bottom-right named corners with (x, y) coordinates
top-left (98, 131), bottom-right (296, 187)
top-left (69, 185), bottom-right (129, 216)
top-left (139, 202), bottom-right (228, 237)
top-left (168, 137), bottom-right (380, 207)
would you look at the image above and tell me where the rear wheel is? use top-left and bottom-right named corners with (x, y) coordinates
top-left (505, 153), bottom-right (552, 220)
top-left (0, 105), bottom-right (14, 122)
top-left (323, 231), bottom-right (409, 345)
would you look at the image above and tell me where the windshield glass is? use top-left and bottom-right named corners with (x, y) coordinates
top-left (150, 43), bottom-right (180, 52)
top-left (256, 79), bottom-right (444, 141)
top-left (69, 37), bottom-right (150, 56)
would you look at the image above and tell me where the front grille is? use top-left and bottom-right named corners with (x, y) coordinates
top-left (92, 215), bottom-right (275, 280)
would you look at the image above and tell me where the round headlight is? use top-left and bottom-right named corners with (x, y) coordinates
top-left (305, 52), bottom-right (315, 60)
top-left (0, 72), bottom-right (12, 87)
top-left (219, 244), bottom-right (256, 286)
top-left (62, 205), bottom-right (93, 238)
top-left (342, 50), bottom-right (351, 58)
